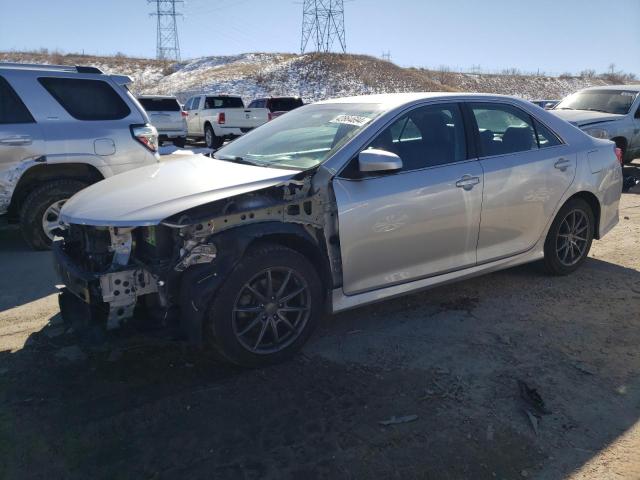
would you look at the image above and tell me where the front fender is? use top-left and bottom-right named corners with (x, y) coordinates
top-left (178, 222), bottom-right (321, 344)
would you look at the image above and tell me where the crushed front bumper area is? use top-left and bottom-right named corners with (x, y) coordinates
top-left (53, 241), bottom-right (159, 329)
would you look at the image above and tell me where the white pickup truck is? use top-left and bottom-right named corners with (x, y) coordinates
top-left (183, 94), bottom-right (270, 148)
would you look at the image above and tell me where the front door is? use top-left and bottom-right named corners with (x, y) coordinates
top-left (468, 102), bottom-right (576, 263)
top-left (334, 103), bottom-right (483, 295)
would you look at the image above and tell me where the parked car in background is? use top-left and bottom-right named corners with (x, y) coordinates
top-left (137, 95), bottom-right (187, 147)
top-left (183, 94), bottom-right (270, 149)
top-left (531, 99), bottom-right (559, 110)
top-left (54, 92), bottom-right (622, 367)
top-left (247, 96), bottom-right (304, 118)
top-left (552, 85), bottom-right (640, 164)
top-left (0, 63), bottom-right (158, 250)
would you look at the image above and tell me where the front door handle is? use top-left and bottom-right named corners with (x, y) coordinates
top-left (456, 175), bottom-right (480, 190)
top-left (0, 136), bottom-right (32, 146)
top-left (554, 158), bottom-right (571, 171)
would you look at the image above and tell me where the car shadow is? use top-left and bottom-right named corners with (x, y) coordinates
top-left (0, 227), bottom-right (58, 313)
top-left (1, 256), bottom-right (639, 479)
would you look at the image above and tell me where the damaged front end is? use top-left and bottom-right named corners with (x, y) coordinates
top-left (53, 170), bottom-right (340, 342)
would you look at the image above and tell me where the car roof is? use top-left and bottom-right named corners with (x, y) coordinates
top-left (580, 84), bottom-right (640, 92)
top-left (317, 92), bottom-right (526, 109)
top-left (137, 95), bottom-right (178, 99)
top-left (0, 62), bottom-right (103, 74)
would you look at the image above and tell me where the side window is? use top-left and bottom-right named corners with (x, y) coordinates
top-left (365, 103), bottom-right (467, 172)
top-left (192, 97), bottom-right (201, 110)
top-left (184, 98), bottom-right (193, 111)
top-left (248, 100), bottom-right (257, 108)
top-left (471, 104), bottom-right (537, 156)
top-left (534, 119), bottom-right (562, 148)
top-left (0, 76), bottom-right (35, 124)
top-left (38, 77), bottom-right (131, 121)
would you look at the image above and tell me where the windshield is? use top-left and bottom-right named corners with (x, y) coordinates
top-left (214, 103), bottom-right (386, 170)
top-left (555, 90), bottom-right (638, 115)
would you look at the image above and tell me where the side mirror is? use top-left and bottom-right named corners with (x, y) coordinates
top-left (358, 149), bottom-right (403, 173)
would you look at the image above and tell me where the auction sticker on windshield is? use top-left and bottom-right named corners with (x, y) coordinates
top-left (330, 114), bottom-right (373, 127)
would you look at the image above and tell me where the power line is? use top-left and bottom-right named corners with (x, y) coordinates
top-left (381, 50), bottom-right (391, 62)
top-left (300, 0), bottom-right (347, 54)
top-left (148, 0), bottom-right (183, 61)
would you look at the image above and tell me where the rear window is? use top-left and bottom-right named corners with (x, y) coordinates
top-left (269, 98), bottom-right (303, 112)
top-left (138, 97), bottom-right (180, 112)
top-left (0, 76), bottom-right (34, 124)
top-left (204, 96), bottom-right (244, 109)
top-left (38, 77), bottom-right (131, 120)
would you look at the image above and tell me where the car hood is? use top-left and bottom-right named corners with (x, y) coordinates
top-left (550, 109), bottom-right (624, 127)
top-left (60, 155), bottom-right (301, 226)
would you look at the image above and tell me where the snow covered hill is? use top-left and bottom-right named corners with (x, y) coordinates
top-left (1, 50), bottom-right (615, 104)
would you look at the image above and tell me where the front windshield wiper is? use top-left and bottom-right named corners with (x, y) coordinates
top-left (583, 108), bottom-right (611, 114)
top-left (213, 155), bottom-right (266, 167)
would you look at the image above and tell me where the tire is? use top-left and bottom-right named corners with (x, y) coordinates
top-left (543, 198), bottom-right (595, 276)
top-left (173, 136), bottom-right (187, 148)
top-left (204, 125), bottom-right (223, 149)
top-left (19, 179), bottom-right (88, 250)
top-left (205, 244), bottom-right (323, 367)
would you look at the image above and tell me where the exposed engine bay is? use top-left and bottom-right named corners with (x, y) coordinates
top-left (53, 171), bottom-right (341, 342)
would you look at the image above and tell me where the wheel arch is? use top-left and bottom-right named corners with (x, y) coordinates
top-left (179, 221), bottom-right (331, 345)
top-left (564, 190), bottom-right (602, 238)
top-left (8, 163), bottom-right (104, 220)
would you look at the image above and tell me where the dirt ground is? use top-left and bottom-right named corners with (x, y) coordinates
top-left (0, 172), bottom-right (639, 480)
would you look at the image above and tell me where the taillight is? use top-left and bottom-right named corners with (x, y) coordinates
top-left (615, 146), bottom-right (623, 165)
top-left (181, 110), bottom-right (188, 117)
top-left (218, 112), bottom-right (225, 125)
top-left (131, 124), bottom-right (158, 152)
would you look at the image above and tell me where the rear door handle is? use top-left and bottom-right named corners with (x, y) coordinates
top-left (456, 175), bottom-right (480, 190)
top-left (554, 158), bottom-right (571, 171)
top-left (0, 136), bottom-right (32, 146)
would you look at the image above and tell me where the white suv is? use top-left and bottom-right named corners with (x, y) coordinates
top-left (0, 63), bottom-right (159, 249)
top-left (137, 95), bottom-right (187, 148)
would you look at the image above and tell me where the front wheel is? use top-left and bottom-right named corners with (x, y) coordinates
top-left (543, 198), bottom-right (594, 276)
top-left (20, 179), bottom-right (88, 250)
top-left (205, 244), bottom-right (323, 367)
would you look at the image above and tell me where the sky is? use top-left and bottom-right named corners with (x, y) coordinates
top-left (1, 0), bottom-right (639, 76)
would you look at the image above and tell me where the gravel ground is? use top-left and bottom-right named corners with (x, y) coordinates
top-left (0, 175), bottom-right (638, 480)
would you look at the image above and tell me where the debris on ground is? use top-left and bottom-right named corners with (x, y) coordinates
top-left (420, 376), bottom-right (466, 401)
top-left (573, 362), bottom-right (597, 376)
top-left (378, 414), bottom-right (418, 426)
top-left (54, 346), bottom-right (87, 363)
top-left (518, 380), bottom-right (551, 416)
top-left (525, 410), bottom-right (540, 436)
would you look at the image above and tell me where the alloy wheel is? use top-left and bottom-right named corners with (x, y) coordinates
top-left (41, 199), bottom-right (67, 240)
top-left (232, 267), bottom-right (311, 354)
top-left (555, 209), bottom-right (589, 266)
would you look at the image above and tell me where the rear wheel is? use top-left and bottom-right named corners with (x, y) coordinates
top-left (205, 244), bottom-right (323, 367)
top-left (543, 198), bottom-right (594, 275)
top-left (204, 125), bottom-right (222, 149)
top-left (19, 179), bottom-right (88, 250)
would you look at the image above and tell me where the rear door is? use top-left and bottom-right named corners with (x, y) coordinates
top-left (0, 74), bottom-right (45, 214)
top-left (467, 102), bottom-right (575, 263)
top-left (334, 102), bottom-right (483, 295)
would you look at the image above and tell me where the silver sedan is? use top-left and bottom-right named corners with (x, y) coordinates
top-left (56, 93), bottom-right (623, 366)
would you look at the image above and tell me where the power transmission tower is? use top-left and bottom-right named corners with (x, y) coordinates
top-left (148, 0), bottom-right (183, 61)
top-left (381, 50), bottom-right (391, 62)
top-left (300, 0), bottom-right (347, 54)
